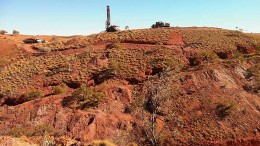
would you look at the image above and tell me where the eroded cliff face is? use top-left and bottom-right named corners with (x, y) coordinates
top-left (0, 28), bottom-right (259, 145)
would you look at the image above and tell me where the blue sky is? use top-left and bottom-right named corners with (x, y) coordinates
top-left (0, 0), bottom-right (259, 36)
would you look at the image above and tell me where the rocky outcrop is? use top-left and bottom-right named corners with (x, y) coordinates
top-left (0, 93), bottom-right (134, 144)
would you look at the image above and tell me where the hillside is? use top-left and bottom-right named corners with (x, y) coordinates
top-left (0, 27), bottom-right (259, 146)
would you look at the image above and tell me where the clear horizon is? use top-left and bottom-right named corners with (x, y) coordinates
top-left (0, 0), bottom-right (260, 36)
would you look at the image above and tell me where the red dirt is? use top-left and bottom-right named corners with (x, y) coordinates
top-left (167, 32), bottom-right (185, 45)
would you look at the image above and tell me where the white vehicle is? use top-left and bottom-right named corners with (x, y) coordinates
top-left (36, 38), bottom-right (45, 43)
top-left (23, 38), bottom-right (45, 44)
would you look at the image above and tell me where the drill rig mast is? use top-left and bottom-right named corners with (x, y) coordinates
top-left (106, 5), bottom-right (119, 32)
top-left (106, 5), bottom-right (111, 29)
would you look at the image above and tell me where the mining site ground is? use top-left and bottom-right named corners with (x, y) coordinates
top-left (0, 27), bottom-right (259, 146)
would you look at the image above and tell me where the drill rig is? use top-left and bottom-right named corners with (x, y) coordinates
top-left (106, 5), bottom-right (119, 32)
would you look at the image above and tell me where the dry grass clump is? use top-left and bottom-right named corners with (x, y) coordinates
top-left (197, 50), bottom-right (219, 63)
top-left (6, 124), bottom-right (52, 137)
top-left (147, 49), bottom-right (184, 70)
top-left (23, 89), bottom-right (43, 101)
top-left (7, 127), bottom-right (28, 137)
top-left (53, 83), bottom-right (67, 95)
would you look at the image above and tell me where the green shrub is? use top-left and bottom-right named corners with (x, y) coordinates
top-left (164, 57), bottom-right (183, 71)
top-left (198, 50), bottom-right (219, 63)
top-left (70, 85), bottom-right (105, 109)
top-left (23, 90), bottom-right (43, 101)
top-left (108, 60), bottom-right (125, 75)
top-left (73, 85), bottom-right (101, 100)
top-left (216, 99), bottom-right (238, 119)
top-left (150, 57), bottom-right (183, 71)
top-left (53, 83), bottom-right (67, 95)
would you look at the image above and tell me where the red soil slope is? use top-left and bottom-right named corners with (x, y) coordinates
top-left (0, 28), bottom-right (259, 146)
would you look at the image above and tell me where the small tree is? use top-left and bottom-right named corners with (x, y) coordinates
top-left (0, 30), bottom-right (7, 35)
top-left (140, 73), bottom-right (178, 146)
top-left (13, 30), bottom-right (19, 35)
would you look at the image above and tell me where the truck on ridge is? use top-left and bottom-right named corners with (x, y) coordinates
top-left (152, 21), bottom-right (170, 28)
